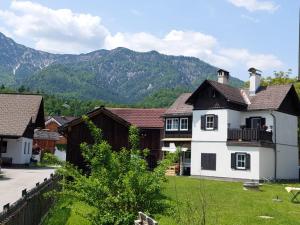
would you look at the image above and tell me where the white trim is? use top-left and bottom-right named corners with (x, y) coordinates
top-left (205, 115), bottom-right (214, 130)
top-left (45, 117), bottom-right (62, 126)
top-left (166, 118), bottom-right (179, 131)
top-left (162, 138), bottom-right (192, 141)
top-left (180, 118), bottom-right (188, 131)
top-left (236, 153), bottom-right (246, 170)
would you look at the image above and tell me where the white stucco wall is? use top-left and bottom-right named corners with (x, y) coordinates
top-left (192, 109), bottom-right (228, 141)
top-left (191, 108), bottom-right (299, 180)
top-left (227, 110), bottom-right (241, 129)
top-left (191, 142), bottom-right (261, 180)
top-left (276, 145), bottom-right (298, 179)
top-left (2, 137), bottom-right (32, 164)
top-left (259, 147), bottom-right (275, 180)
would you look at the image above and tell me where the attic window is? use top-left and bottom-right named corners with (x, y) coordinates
top-left (212, 90), bottom-right (216, 98)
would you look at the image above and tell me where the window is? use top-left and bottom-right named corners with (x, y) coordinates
top-left (201, 153), bottom-right (216, 170)
top-left (24, 142), bottom-right (27, 155)
top-left (180, 118), bottom-right (188, 131)
top-left (0, 141), bottom-right (7, 153)
top-left (205, 115), bottom-right (214, 130)
top-left (236, 153), bottom-right (246, 169)
top-left (166, 118), bottom-right (179, 131)
top-left (201, 115), bottom-right (218, 130)
top-left (231, 153), bottom-right (250, 170)
top-left (27, 142), bottom-right (31, 154)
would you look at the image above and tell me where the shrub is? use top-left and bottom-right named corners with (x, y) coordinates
top-left (42, 153), bottom-right (62, 166)
top-left (55, 116), bottom-right (176, 225)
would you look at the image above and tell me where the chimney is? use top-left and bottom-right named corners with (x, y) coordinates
top-left (217, 69), bottom-right (229, 85)
top-left (248, 67), bottom-right (261, 96)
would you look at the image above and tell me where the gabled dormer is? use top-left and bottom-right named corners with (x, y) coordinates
top-left (185, 79), bottom-right (247, 111)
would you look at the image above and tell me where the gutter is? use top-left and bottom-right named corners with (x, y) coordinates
top-left (270, 111), bottom-right (277, 181)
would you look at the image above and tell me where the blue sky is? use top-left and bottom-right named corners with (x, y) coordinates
top-left (0, 0), bottom-right (298, 81)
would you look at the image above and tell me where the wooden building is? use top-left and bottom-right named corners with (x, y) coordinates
top-left (60, 107), bottom-right (165, 169)
top-left (45, 116), bottom-right (75, 145)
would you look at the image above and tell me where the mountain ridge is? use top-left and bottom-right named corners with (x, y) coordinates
top-left (0, 32), bottom-right (243, 103)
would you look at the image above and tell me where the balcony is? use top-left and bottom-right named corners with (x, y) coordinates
top-left (227, 128), bottom-right (274, 148)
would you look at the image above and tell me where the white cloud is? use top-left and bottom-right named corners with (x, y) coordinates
top-left (106, 31), bottom-right (283, 72)
top-left (0, 1), bottom-right (284, 76)
top-left (0, 1), bottom-right (109, 53)
top-left (219, 48), bottom-right (283, 70)
top-left (228, 0), bottom-right (279, 12)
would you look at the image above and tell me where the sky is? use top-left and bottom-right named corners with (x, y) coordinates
top-left (0, 0), bottom-right (299, 81)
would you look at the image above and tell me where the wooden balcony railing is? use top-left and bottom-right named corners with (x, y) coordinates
top-left (227, 128), bottom-right (273, 142)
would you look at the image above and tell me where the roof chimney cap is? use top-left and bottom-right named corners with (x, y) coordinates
top-left (217, 69), bottom-right (230, 77)
top-left (248, 67), bottom-right (262, 76)
top-left (217, 69), bottom-right (230, 85)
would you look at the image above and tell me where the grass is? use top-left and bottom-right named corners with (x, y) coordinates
top-left (42, 177), bottom-right (300, 225)
top-left (42, 199), bottom-right (93, 225)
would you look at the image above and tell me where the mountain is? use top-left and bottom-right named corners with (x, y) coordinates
top-left (0, 32), bottom-right (243, 104)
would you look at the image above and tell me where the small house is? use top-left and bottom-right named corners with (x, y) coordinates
top-left (0, 94), bottom-right (44, 165)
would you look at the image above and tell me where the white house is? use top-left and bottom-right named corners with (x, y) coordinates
top-left (184, 68), bottom-right (300, 181)
top-left (0, 94), bottom-right (45, 165)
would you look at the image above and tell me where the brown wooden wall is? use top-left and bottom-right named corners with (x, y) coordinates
top-left (140, 128), bottom-right (163, 168)
top-left (66, 112), bottom-right (129, 169)
top-left (46, 122), bottom-right (67, 145)
top-left (33, 139), bottom-right (56, 153)
top-left (65, 112), bottom-right (163, 170)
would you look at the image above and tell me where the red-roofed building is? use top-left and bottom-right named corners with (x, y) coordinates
top-left (60, 107), bottom-right (166, 169)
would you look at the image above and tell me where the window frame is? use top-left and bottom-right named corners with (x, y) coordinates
top-left (205, 115), bottom-right (214, 130)
top-left (236, 153), bottom-right (246, 170)
top-left (0, 141), bottom-right (7, 153)
top-left (27, 142), bottom-right (31, 154)
top-left (180, 118), bottom-right (189, 131)
top-left (166, 118), bottom-right (179, 131)
top-left (24, 142), bottom-right (27, 155)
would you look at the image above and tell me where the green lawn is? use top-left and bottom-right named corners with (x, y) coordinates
top-left (43, 176), bottom-right (300, 225)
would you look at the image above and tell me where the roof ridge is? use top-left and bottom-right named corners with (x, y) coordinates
top-left (0, 93), bottom-right (43, 96)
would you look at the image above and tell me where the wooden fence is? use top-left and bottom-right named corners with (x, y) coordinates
top-left (0, 173), bottom-right (60, 225)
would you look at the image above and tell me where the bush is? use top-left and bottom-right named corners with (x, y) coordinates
top-left (55, 116), bottom-right (176, 225)
top-left (42, 153), bottom-right (62, 166)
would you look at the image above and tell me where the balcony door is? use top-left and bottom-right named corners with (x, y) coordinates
top-left (246, 117), bottom-right (265, 129)
top-left (251, 118), bottom-right (261, 129)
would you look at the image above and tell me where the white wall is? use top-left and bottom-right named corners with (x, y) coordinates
top-left (191, 108), bottom-right (299, 180)
top-left (54, 148), bottom-right (66, 161)
top-left (191, 142), bottom-right (261, 180)
top-left (192, 109), bottom-right (228, 142)
top-left (2, 137), bottom-right (32, 164)
top-left (276, 145), bottom-right (298, 179)
top-left (227, 110), bottom-right (241, 129)
top-left (274, 111), bottom-right (298, 146)
top-left (259, 147), bottom-right (275, 180)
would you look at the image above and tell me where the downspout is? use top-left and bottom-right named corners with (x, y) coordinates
top-left (270, 112), bottom-right (277, 181)
top-left (0, 137), bottom-right (2, 173)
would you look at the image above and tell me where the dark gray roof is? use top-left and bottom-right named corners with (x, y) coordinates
top-left (185, 79), bottom-right (297, 113)
top-left (46, 116), bottom-right (76, 126)
top-left (34, 129), bottom-right (60, 141)
top-left (0, 94), bottom-right (43, 137)
top-left (207, 80), bottom-right (246, 105)
top-left (246, 84), bottom-right (293, 111)
top-left (164, 93), bottom-right (193, 116)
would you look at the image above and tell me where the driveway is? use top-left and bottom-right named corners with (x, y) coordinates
top-left (0, 167), bottom-right (55, 211)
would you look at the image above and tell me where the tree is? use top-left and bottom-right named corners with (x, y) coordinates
top-left (55, 117), bottom-right (176, 225)
top-left (18, 85), bottom-right (26, 93)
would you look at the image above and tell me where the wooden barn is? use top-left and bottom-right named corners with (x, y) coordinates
top-left (59, 107), bottom-right (165, 169)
